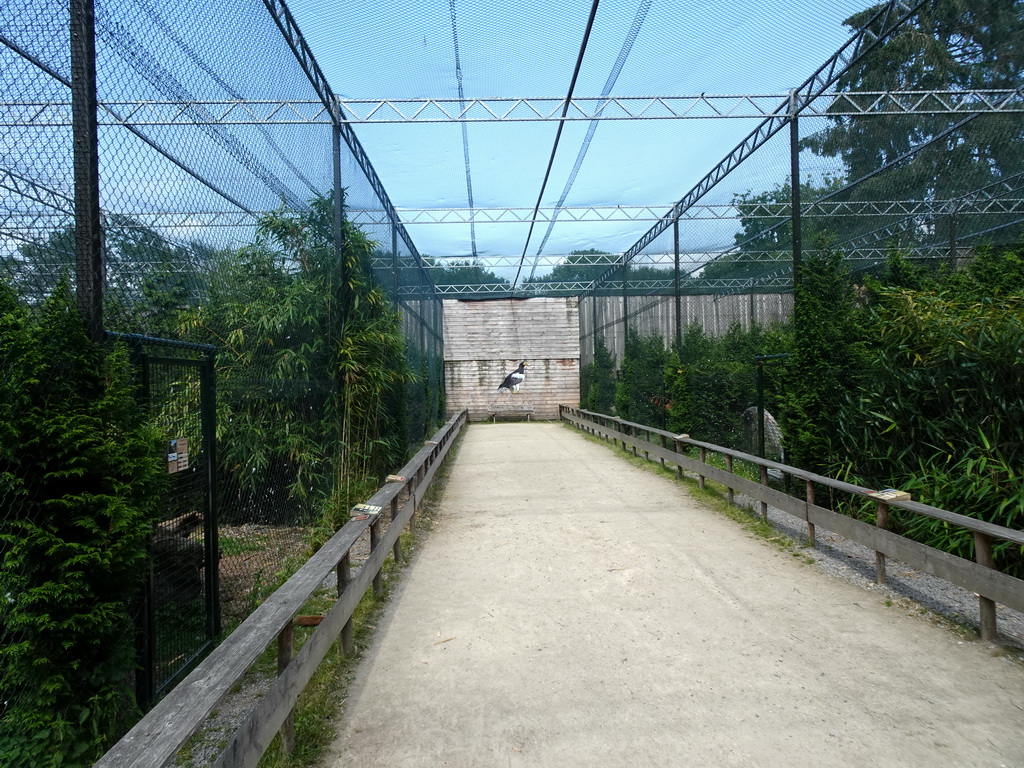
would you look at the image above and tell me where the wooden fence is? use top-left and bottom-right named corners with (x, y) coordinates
top-left (96, 410), bottom-right (468, 768)
top-left (560, 406), bottom-right (1024, 642)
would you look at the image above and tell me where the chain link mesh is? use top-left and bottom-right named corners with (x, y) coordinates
top-left (2, 0), bottom-right (443, 738)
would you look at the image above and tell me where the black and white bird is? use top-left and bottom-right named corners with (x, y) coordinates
top-left (497, 361), bottom-right (527, 393)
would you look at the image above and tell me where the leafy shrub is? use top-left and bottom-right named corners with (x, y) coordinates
top-left (836, 289), bottom-right (1024, 574)
top-left (180, 193), bottom-right (412, 525)
top-left (777, 244), bottom-right (865, 474)
top-left (614, 329), bottom-right (670, 427)
top-left (580, 335), bottom-right (616, 413)
top-left (0, 281), bottom-right (164, 766)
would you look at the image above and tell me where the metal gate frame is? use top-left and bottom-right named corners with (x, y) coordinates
top-left (107, 332), bottom-right (219, 708)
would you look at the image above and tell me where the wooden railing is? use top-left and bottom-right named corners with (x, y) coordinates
top-left (560, 405), bottom-right (1024, 642)
top-left (97, 410), bottom-right (468, 768)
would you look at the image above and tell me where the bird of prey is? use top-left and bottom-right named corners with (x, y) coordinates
top-left (497, 361), bottom-right (527, 393)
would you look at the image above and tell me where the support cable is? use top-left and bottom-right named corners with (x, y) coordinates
top-left (528, 0), bottom-right (651, 278)
top-left (512, 0), bottom-right (602, 289)
top-left (449, 0), bottom-right (478, 259)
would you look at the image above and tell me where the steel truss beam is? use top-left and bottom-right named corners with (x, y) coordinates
top-left (3, 210), bottom-right (259, 231)
top-left (2, 89), bottom-right (1021, 127)
top-left (1, 167), bottom-right (75, 213)
top-left (408, 275), bottom-right (798, 296)
top-left (840, 170), bottom-right (1024, 251)
top-left (585, 0), bottom-right (927, 295)
top-left (350, 197), bottom-right (1024, 226)
top-left (9, 196), bottom-right (1022, 236)
top-left (334, 89), bottom-right (1024, 122)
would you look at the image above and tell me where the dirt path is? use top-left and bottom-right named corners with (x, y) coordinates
top-left (321, 423), bottom-right (1024, 767)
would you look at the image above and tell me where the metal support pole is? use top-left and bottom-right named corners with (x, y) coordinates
top-left (71, 0), bottom-right (104, 342)
top-left (391, 214), bottom-right (399, 300)
top-left (756, 360), bottom-right (766, 459)
top-left (332, 123), bottom-right (344, 271)
top-left (789, 89), bottom-right (802, 293)
top-left (621, 260), bottom-right (629, 342)
top-left (200, 353), bottom-right (221, 638)
top-left (673, 217), bottom-right (682, 351)
top-left (948, 207), bottom-right (958, 272)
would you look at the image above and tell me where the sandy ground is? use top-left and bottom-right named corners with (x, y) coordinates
top-left (320, 423), bottom-right (1024, 768)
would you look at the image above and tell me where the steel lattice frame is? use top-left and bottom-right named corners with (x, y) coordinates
top-left (2, 89), bottom-right (1022, 127)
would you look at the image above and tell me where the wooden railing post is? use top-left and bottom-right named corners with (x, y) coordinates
top-left (725, 455), bottom-right (734, 506)
top-left (370, 516), bottom-right (384, 597)
top-left (698, 446), bottom-right (706, 490)
top-left (658, 434), bottom-right (666, 468)
top-left (805, 480), bottom-right (816, 546)
top-left (391, 496), bottom-right (402, 565)
top-left (875, 501), bottom-right (888, 585)
top-left (973, 531), bottom-right (998, 642)
top-left (673, 438), bottom-right (683, 480)
top-left (337, 551), bottom-right (354, 655)
top-left (277, 624), bottom-right (295, 755)
top-left (759, 464), bottom-right (769, 520)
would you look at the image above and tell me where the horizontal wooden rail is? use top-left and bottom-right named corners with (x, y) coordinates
top-left (560, 405), bottom-right (1024, 641)
top-left (97, 410), bottom-right (468, 768)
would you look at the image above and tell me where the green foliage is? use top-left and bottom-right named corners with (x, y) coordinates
top-left (942, 243), bottom-right (1024, 299)
top-left (707, 176), bottom-right (851, 285)
top-left (614, 329), bottom-right (670, 427)
top-left (835, 285), bottom-right (1024, 574)
top-left (180, 193), bottom-right (412, 524)
top-left (777, 244), bottom-right (866, 473)
top-left (0, 281), bottom-right (165, 766)
top-left (423, 258), bottom-right (508, 288)
top-left (580, 335), bottom-right (616, 412)
top-left (807, 1), bottom-right (1024, 204)
top-left (666, 322), bottom-right (792, 449)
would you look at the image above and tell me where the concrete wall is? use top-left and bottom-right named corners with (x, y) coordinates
top-left (443, 297), bottom-right (580, 421)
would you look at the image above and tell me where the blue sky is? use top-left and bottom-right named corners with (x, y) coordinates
top-left (282, 0), bottom-right (872, 276)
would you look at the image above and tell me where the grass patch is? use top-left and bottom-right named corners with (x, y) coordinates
top-left (220, 535), bottom-right (268, 557)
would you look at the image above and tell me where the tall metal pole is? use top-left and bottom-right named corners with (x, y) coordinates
top-left (673, 217), bottom-right (681, 351)
top-left (789, 89), bottom-right (802, 293)
top-left (71, 0), bottom-right (103, 342)
top-left (391, 214), bottom-right (400, 300)
top-left (332, 123), bottom-right (344, 271)
top-left (621, 260), bottom-right (629, 350)
top-left (947, 205), bottom-right (958, 271)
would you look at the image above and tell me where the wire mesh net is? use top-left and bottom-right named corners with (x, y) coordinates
top-left (1, 0), bottom-right (443, 739)
top-left (3, 0), bottom-right (1024, 759)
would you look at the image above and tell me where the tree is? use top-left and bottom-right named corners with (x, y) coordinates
top-left (777, 244), bottom-right (866, 475)
top-left (527, 250), bottom-right (685, 295)
top-left (180, 192), bottom-right (411, 526)
top-left (0, 280), bottom-right (165, 765)
top-left (805, 1), bottom-right (1024, 204)
top-left (580, 335), bottom-right (616, 412)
